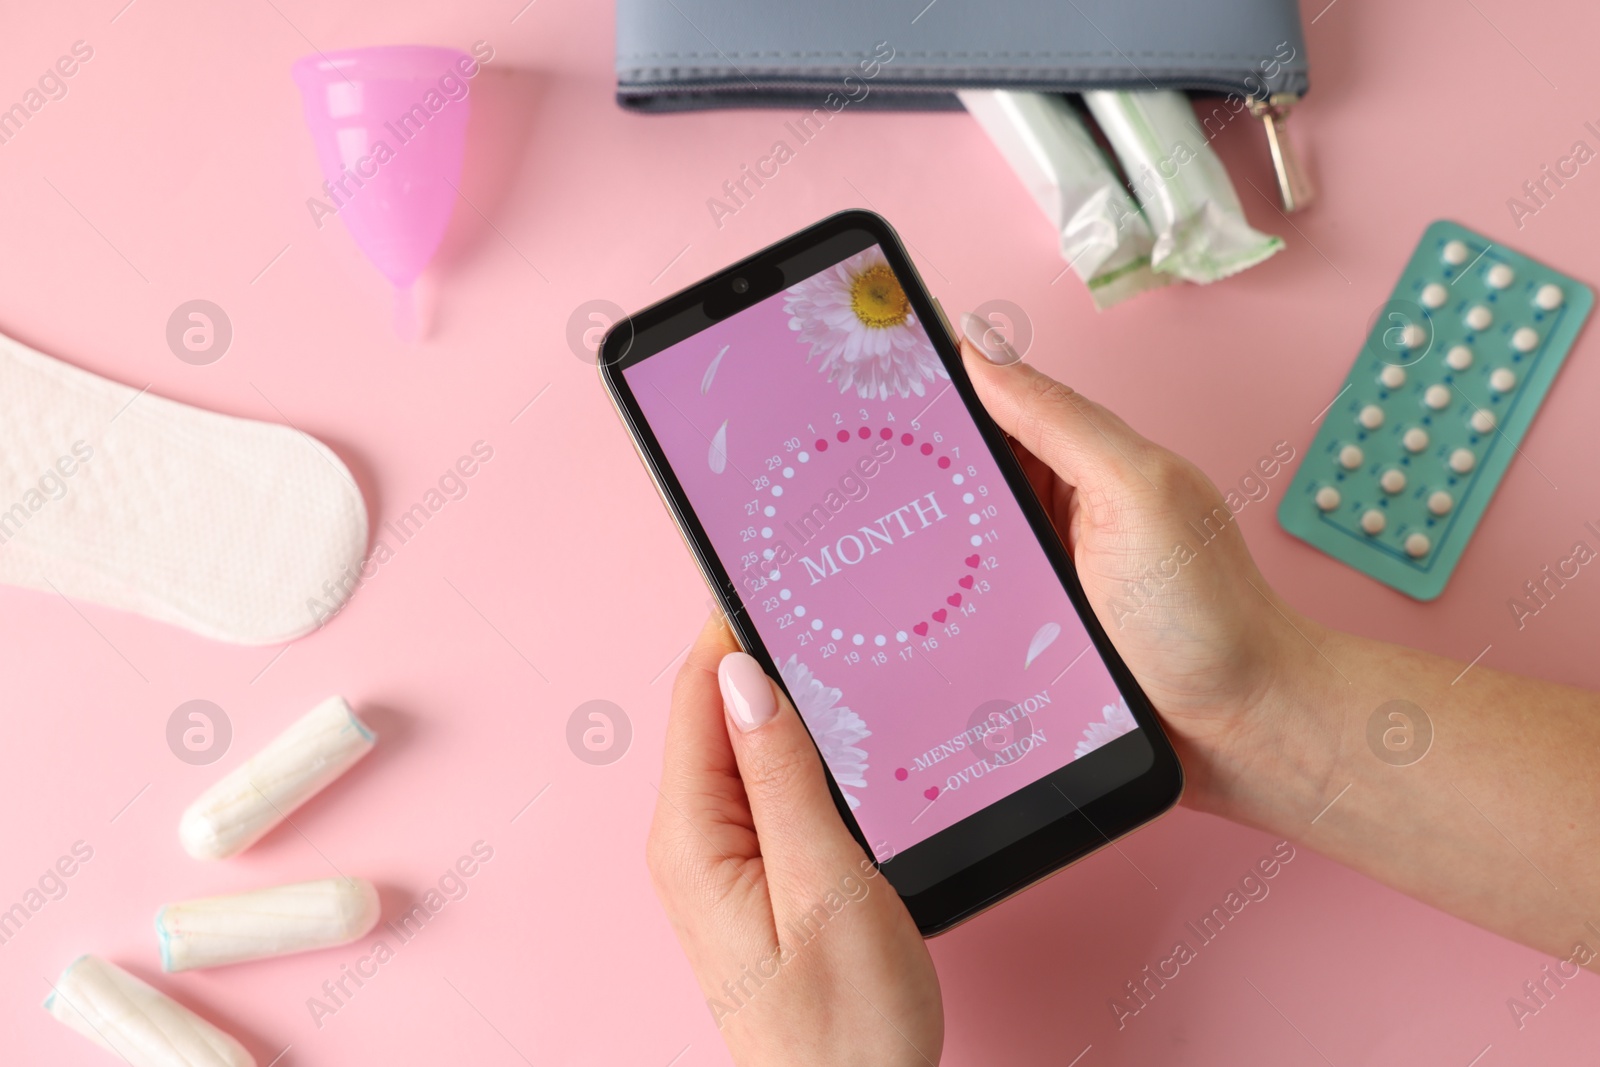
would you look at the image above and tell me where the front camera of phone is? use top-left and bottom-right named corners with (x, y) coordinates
top-left (732, 277), bottom-right (749, 294)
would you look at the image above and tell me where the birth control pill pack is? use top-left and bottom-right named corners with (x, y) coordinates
top-left (1278, 220), bottom-right (1593, 600)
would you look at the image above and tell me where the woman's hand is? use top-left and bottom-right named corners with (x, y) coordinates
top-left (959, 319), bottom-right (1600, 963)
top-left (958, 319), bottom-right (1340, 817)
top-left (648, 614), bottom-right (943, 1067)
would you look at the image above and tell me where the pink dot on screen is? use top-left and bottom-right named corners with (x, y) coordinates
top-left (858, 426), bottom-right (870, 439)
top-left (837, 430), bottom-right (850, 442)
top-left (815, 439), bottom-right (828, 451)
top-left (880, 427), bottom-right (893, 439)
top-left (921, 443), bottom-right (934, 456)
top-left (894, 767), bottom-right (909, 781)
top-left (901, 433), bottom-right (914, 446)
top-left (938, 457), bottom-right (951, 469)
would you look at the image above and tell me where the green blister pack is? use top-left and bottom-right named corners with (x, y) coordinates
top-left (1279, 220), bottom-right (1593, 600)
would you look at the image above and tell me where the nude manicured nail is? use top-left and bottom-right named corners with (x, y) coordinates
top-left (719, 652), bottom-right (776, 732)
top-left (961, 312), bottom-right (1021, 365)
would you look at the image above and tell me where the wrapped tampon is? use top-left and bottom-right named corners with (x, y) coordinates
top-left (180, 696), bottom-right (375, 861)
top-left (960, 89), bottom-right (1169, 309)
top-left (45, 955), bottom-right (254, 1067)
top-left (157, 877), bottom-right (381, 972)
top-left (1083, 90), bottom-right (1283, 284)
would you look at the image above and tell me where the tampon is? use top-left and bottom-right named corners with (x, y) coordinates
top-left (44, 955), bottom-right (254, 1067)
top-left (960, 89), bottom-right (1168, 309)
top-left (157, 877), bottom-right (381, 972)
top-left (180, 696), bottom-right (375, 860)
top-left (1083, 90), bottom-right (1283, 283)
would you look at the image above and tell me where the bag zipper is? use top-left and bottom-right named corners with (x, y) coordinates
top-left (1248, 93), bottom-right (1315, 212)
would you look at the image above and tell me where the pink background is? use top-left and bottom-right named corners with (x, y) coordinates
top-left (1, 1), bottom-right (1597, 1064)
top-left (624, 274), bottom-right (1124, 854)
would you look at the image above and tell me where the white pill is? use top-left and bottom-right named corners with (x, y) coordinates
top-left (1420, 283), bottom-right (1448, 309)
top-left (1315, 486), bottom-right (1341, 511)
top-left (1380, 469), bottom-right (1407, 494)
top-left (1400, 323), bottom-right (1428, 349)
top-left (1361, 509), bottom-right (1386, 535)
top-left (1379, 365), bottom-right (1406, 389)
top-left (1470, 409), bottom-right (1497, 434)
top-left (1535, 284), bottom-right (1564, 310)
top-left (1405, 533), bottom-right (1431, 557)
top-left (1338, 444), bottom-right (1364, 469)
top-left (1465, 306), bottom-right (1493, 331)
top-left (180, 696), bottom-right (375, 861)
top-left (1428, 490), bottom-right (1454, 515)
top-left (1449, 447), bottom-right (1476, 473)
top-left (1445, 345), bottom-right (1473, 370)
top-left (1403, 428), bottom-right (1430, 453)
top-left (157, 877), bottom-right (381, 973)
top-left (1442, 240), bottom-right (1469, 265)
top-left (46, 956), bottom-right (253, 1067)
top-left (1423, 384), bottom-right (1451, 410)
top-left (1486, 263), bottom-right (1514, 289)
top-left (1512, 326), bottom-right (1538, 352)
top-left (1489, 368), bottom-right (1516, 392)
top-left (1358, 404), bottom-right (1385, 429)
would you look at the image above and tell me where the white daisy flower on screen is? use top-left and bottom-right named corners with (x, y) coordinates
top-left (780, 655), bottom-right (870, 809)
top-left (1074, 696), bottom-right (1137, 758)
top-left (784, 248), bottom-right (946, 400)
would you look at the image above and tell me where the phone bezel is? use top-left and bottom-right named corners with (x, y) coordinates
top-left (598, 209), bottom-right (1183, 935)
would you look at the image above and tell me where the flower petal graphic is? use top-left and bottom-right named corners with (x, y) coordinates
top-left (1024, 621), bottom-right (1061, 669)
top-left (708, 420), bottom-right (729, 475)
top-left (700, 344), bottom-right (729, 395)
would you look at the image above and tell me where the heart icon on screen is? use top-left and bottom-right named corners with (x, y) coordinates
top-left (932, 609), bottom-right (947, 623)
top-left (947, 593), bottom-right (962, 607)
top-left (913, 622), bottom-right (929, 637)
top-left (924, 786), bottom-right (940, 800)
top-left (965, 554), bottom-right (981, 568)
top-left (959, 575), bottom-right (975, 589)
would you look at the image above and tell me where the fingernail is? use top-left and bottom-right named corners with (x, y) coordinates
top-left (718, 652), bottom-right (777, 732)
top-left (961, 312), bottom-right (1021, 365)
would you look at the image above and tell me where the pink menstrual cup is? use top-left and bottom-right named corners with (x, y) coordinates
top-left (293, 46), bottom-right (474, 339)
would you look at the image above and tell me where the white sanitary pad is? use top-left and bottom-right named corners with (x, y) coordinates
top-left (0, 330), bottom-right (367, 644)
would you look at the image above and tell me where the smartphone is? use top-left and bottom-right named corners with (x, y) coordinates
top-left (600, 210), bottom-right (1182, 935)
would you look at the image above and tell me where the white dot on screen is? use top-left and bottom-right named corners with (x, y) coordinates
top-left (832, 628), bottom-right (843, 640)
top-left (853, 634), bottom-right (864, 645)
top-left (780, 589), bottom-right (791, 600)
top-left (764, 506), bottom-right (775, 517)
top-left (811, 619), bottom-right (822, 630)
top-left (771, 486), bottom-right (783, 496)
top-left (896, 630), bottom-right (908, 642)
top-left (761, 527), bottom-right (772, 538)
top-left (783, 467), bottom-right (794, 478)
top-left (794, 605), bottom-right (806, 617)
top-left (963, 492), bottom-right (975, 504)
top-left (952, 474), bottom-right (964, 485)
top-left (970, 535), bottom-right (983, 547)
top-left (875, 635), bottom-right (886, 646)
top-left (768, 569), bottom-right (780, 580)
top-left (798, 451), bottom-right (809, 463)
top-left (968, 514), bottom-right (981, 525)
top-left (762, 549), bottom-right (774, 560)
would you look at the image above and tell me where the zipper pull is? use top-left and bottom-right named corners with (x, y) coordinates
top-left (1249, 93), bottom-right (1315, 213)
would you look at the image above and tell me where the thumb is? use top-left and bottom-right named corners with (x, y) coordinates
top-left (717, 652), bottom-right (872, 920)
top-left (958, 315), bottom-right (1150, 495)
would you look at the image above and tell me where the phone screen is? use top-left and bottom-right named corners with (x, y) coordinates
top-left (622, 243), bottom-right (1145, 873)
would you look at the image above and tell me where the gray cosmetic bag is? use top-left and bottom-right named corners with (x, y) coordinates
top-left (615, 0), bottom-right (1313, 208)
